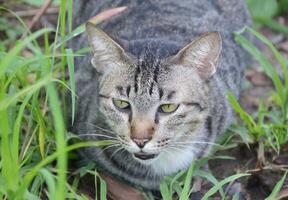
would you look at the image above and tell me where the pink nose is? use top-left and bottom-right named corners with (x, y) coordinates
top-left (131, 137), bottom-right (152, 148)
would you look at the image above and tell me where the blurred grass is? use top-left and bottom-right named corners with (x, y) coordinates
top-left (0, 0), bottom-right (287, 199)
top-left (247, 0), bottom-right (288, 33)
top-left (0, 0), bottom-right (114, 199)
top-left (231, 26), bottom-right (288, 154)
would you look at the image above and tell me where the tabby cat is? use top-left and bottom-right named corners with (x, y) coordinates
top-left (70, 0), bottom-right (251, 190)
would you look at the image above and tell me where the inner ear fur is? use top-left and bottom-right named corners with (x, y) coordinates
top-left (86, 22), bottom-right (130, 73)
top-left (172, 32), bottom-right (222, 79)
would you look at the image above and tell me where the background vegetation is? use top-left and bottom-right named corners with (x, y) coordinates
top-left (0, 0), bottom-right (287, 199)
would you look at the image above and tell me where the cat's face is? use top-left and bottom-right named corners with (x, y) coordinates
top-left (86, 23), bottom-right (221, 167)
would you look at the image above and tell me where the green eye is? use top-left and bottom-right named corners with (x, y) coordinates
top-left (159, 104), bottom-right (179, 113)
top-left (113, 99), bottom-right (130, 109)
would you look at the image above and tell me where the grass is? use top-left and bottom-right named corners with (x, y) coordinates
top-left (0, 1), bottom-right (112, 199)
top-left (0, 0), bottom-right (288, 199)
top-left (231, 26), bottom-right (288, 154)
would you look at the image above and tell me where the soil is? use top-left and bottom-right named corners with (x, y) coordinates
top-left (208, 144), bottom-right (288, 200)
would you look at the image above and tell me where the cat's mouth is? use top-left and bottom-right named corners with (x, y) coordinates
top-left (133, 152), bottom-right (158, 160)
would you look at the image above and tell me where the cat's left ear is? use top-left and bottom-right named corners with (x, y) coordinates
top-left (174, 32), bottom-right (222, 79)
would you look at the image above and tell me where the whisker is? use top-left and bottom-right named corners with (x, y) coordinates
top-left (118, 141), bottom-right (130, 147)
top-left (162, 147), bottom-right (188, 158)
top-left (172, 141), bottom-right (223, 147)
top-left (77, 133), bottom-right (117, 140)
top-left (166, 146), bottom-right (187, 153)
top-left (82, 122), bottom-right (117, 135)
top-left (109, 147), bottom-right (126, 160)
top-left (97, 143), bottom-right (122, 156)
top-left (116, 136), bottom-right (131, 146)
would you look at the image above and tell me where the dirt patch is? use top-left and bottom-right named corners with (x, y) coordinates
top-left (209, 144), bottom-right (288, 200)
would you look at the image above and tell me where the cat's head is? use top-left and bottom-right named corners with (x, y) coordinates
top-left (86, 22), bottom-right (222, 167)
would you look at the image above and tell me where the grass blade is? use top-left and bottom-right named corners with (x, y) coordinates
top-left (14, 141), bottom-right (113, 198)
top-left (179, 160), bottom-right (196, 200)
top-left (0, 28), bottom-right (53, 79)
top-left (160, 179), bottom-right (172, 200)
top-left (265, 171), bottom-right (288, 200)
top-left (201, 173), bottom-right (250, 200)
top-left (0, 76), bottom-right (52, 111)
top-left (66, 48), bottom-right (76, 125)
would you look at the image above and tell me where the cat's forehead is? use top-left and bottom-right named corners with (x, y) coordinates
top-left (120, 62), bottom-right (198, 100)
top-left (111, 55), bottom-right (202, 94)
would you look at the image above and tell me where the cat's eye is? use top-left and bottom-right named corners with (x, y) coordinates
top-left (159, 103), bottom-right (179, 113)
top-left (113, 99), bottom-right (130, 110)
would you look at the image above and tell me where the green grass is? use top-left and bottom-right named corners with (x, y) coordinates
top-left (231, 26), bottom-right (288, 154)
top-left (0, 0), bottom-right (288, 199)
top-left (0, 1), bottom-right (112, 199)
top-left (247, 0), bottom-right (288, 33)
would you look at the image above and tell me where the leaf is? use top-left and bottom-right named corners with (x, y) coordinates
top-left (226, 91), bottom-right (259, 136)
top-left (39, 169), bottom-right (56, 199)
top-left (23, 0), bottom-right (59, 6)
top-left (247, 0), bottom-right (279, 21)
top-left (201, 173), bottom-right (250, 200)
top-left (66, 49), bottom-right (76, 125)
top-left (12, 94), bottom-right (32, 165)
top-left (258, 18), bottom-right (288, 33)
top-left (160, 180), bottom-right (172, 200)
top-left (179, 160), bottom-right (196, 200)
top-left (0, 76), bottom-right (52, 111)
top-left (234, 33), bottom-right (284, 99)
top-left (88, 6), bottom-right (127, 24)
top-left (15, 141), bottom-right (113, 198)
top-left (0, 28), bottom-right (53, 78)
top-left (244, 26), bottom-right (288, 95)
top-left (278, 0), bottom-right (288, 14)
top-left (169, 170), bottom-right (186, 195)
top-left (265, 171), bottom-right (288, 200)
top-left (234, 27), bottom-right (288, 143)
top-left (195, 170), bottom-right (225, 199)
top-left (38, 123), bottom-right (45, 159)
top-left (54, 6), bottom-right (127, 49)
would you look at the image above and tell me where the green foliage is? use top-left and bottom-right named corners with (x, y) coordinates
top-left (0, 0), bottom-right (112, 199)
top-left (247, 0), bottom-right (279, 21)
top-left (231, 27), bottom-right (288, 154)
top-left (279, 0), bottom-right (288, 13)
top-left (247, 0), bottom-right (288, 33)
top-left (265, 171), bottom-right (288, 200)
top-left (22, 0), bottom-right (60, 6)
top-left (158, 158), bottom-right (249, 200)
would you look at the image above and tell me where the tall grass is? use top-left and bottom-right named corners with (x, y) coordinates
top-left (231, 26), bottom-right (288, 154)
top-left (0, 1), bottom-right (113, 199)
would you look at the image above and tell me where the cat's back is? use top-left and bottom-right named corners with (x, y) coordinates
top-left (73, 0), bottom-right (250, 41)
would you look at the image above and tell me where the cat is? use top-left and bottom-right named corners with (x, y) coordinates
top-left (69, 0), bottom-right (251, 191)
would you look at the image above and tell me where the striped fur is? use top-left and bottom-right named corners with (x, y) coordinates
top-left (69, 0), bottom-right (251, 190)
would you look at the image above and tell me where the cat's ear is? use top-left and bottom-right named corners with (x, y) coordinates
top-left (86, 22), bottom-right (128, 73)
top-left (175, 32), bottom-right (222, 79)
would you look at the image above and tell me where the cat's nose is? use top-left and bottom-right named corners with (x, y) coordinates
top-left (131, 137), bottom-right (152, 148)
top-left (130, 119), bottom-right (155, 149)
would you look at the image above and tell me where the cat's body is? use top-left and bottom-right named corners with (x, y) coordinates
top-left (70, 0), bottom-right (251, 190)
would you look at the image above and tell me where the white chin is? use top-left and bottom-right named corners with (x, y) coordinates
top-left (150, 147), bottom-right (195, 176)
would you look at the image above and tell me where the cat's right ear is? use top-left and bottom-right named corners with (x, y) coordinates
top-left (171, 32), bottom-right (222, 80)
top-left (86, 22), bottom-right (128, 73)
